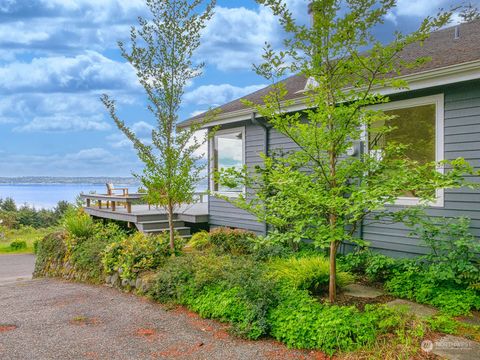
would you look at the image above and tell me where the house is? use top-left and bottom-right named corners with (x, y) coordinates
top-left (178, 20), bottom-right (480, 257)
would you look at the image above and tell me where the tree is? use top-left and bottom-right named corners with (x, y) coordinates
top-left (0, 197), bottom-right (17, 212)
top-left (459, 2), bottom-right (480, 22)
top-left (216, 0), bottom-right (478, 302)
top-left (102, 0), bottom-right (216, 253)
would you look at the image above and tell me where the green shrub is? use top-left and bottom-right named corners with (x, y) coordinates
top-left (34, 231), bottom-right (67, 275)
top-left (339, 249), bottom-right (402, 282)
top-left (9, 240), bottom-right (27, 250)
top-left (208, 227), bottom-right (257, 255)
top-left (150, 254), bottom-right (277, 339)
top-left (63, 208), bottom-right (95, 240)
top-left (406, 216), bottom-right (480, 288)
top-left (103, 232), bottom-right (182, 280)
top-left (267, 255), bottom-right (354, 293)
top-left (70, 223), bottom-right (125, 282)
top-left (187, 231), bottom-right (210, 250)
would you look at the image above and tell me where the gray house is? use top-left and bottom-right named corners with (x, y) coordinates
top-left (179, 20), bottom-right (480, 257)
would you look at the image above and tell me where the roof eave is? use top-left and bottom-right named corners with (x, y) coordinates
top-left (178, 59), bottom-right (480, 129)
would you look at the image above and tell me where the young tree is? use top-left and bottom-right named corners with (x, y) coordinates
top-left (216, 0), bottom-right (477, 302)
top-left (102, 0), bottom-right (216, 253)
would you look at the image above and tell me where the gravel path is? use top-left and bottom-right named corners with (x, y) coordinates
top-left (0, 279), bottom-right (324, 360)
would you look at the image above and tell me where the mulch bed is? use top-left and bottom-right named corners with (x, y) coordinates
top-left (318, 293), bottom-right (395, 311)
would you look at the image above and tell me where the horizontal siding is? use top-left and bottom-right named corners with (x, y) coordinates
top-left (208, 82), bottom-right (480, 254)
top-left (363, 82), bottom-right (480, 256)
top-left (208, 122), bottom-right (267, 234)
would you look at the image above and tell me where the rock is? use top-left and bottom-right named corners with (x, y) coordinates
top-left (121, 278), bottom-right (129, 288)
top-left (343, 284), bottom-right (384, 298)
top-left (135, 278), bottom-right (142, 290)
top-left (386, 299), bottom-right (438, 318)
top-left (423, 335), bottom-right (480, 360)
top-left (105, 275), bottom-right (111, 284)
top-left (129, 279), bottom-right (136, 288)
top-left (110, 272), bottom-right (119, 287)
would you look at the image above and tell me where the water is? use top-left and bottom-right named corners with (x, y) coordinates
top-left (0, 183), bottom-right (140, 209)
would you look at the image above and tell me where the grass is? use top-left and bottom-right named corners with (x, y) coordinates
top-left (0, 226), bottom-right (58, 254)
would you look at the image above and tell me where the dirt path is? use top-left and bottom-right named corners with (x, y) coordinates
top-left (0, 279), bottom-right (324, 360)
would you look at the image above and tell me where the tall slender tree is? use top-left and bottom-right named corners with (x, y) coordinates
top-left (102, 0), bottom-right (216, 253)
top-left (216, 0), bottom-right (477, 302)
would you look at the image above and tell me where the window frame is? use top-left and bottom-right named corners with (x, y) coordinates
top-left (209, 126), bottom-right (246, 198)
top-left (367, 94), bottom-right (445, 207)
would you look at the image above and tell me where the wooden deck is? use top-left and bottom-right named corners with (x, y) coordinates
top-left (82, 194), bottom-right (208, 237)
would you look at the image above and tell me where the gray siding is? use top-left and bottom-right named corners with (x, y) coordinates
top-left (208, 81), bottom-right (480, 256)
top-left (208, 121), bottom-right (266, 233)
top-left (362, 82), bottom-right (480, 256)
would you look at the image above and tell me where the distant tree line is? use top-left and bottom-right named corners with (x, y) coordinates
top-left (0, 198), bottom-right (71, 229)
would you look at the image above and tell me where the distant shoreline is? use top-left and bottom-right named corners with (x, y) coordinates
top-left (0, 177), bottom-right (139, 185)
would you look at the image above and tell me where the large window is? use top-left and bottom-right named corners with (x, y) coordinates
top-left (211, 127), bottom-right (245, 194)
top-left (368, 94), bottom-right (444, 206)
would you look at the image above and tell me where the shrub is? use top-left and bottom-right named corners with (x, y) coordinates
top-left (34, 231), bottom-right (67, 275)
top-left (9, 240), bottom-right (27, 250)
top-left (339, 249), bottom-right (401, 282)
top-left (267, 255), bottom-right (354, 293)
top-left (406, 216), bottom-right (480, 288)
top-left (103, 232), bottom-right (182, 280)
top-left (63, 208), bottom-right (95, 240)
top-left (208, 227), bottom-right (257, 255)
top-left (150, 254), bottom-right (278, 339)
top-left (70, 223), bottom-right (125, 282)
top-left (187, 230), bottom-right (210, 250)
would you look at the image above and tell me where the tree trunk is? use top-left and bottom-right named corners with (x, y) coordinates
top-left (167, 201), bottom-right (175, 256)
top-left (329, 240), bottom-right (337, 303)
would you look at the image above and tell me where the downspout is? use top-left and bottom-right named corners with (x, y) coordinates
top-left (250, 112), bottom-right (271, 235)
top-left (250, 112), bottom-right (269, 156)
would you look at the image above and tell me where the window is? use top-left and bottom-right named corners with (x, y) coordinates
top-left (368, 94), bottom-right (444, 207)
top-left (211, 127), bottom-right (245, 194)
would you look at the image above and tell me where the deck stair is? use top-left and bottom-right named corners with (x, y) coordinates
top-left (135, 215), bottom-right (192, 238)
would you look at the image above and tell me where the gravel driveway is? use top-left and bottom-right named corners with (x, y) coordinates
top-left (0, 278), bottom-right (324, 360)
top-left (0, 254), bottom-right (35, 286)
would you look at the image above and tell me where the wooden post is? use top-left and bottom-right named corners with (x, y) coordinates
top-left (98, 200), bottom-right (102, 209)
top-left (106, 201), bottom-right (110, 209)
top-left (86, 198), bottom-right (91, 207)
top-left (126, 202), bottom-right (132, 213)
top-left (111, 201), bottom-right (116, 212)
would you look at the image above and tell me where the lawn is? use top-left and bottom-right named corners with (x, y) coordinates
top-left (0, 226), bottom-right (57, 254)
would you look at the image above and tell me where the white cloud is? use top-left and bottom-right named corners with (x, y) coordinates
top-left (106, 121), bottom-right (154, 149)
top-left (0, 92), bottom-right (118, 132)
top-left (14, 115), bottom-right (110, 132)
top-left (0, 51), bottom-right (139, 93)
top-left (184, 83), bottom-right (266, 107)
top-left (385, 0), bottom-right (461, 23)
top-left (198, 6), bottom-right (280, 71)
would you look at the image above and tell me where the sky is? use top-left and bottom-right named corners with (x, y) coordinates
top-left (0, 0), bottom-right (474, 177)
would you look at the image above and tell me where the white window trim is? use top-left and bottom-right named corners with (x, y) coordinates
top-left (209, 126), bottom-right (246, 198)
top-left (368, 94), bottom-right (445, 207)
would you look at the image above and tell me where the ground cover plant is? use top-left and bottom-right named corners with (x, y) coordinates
top-left (339, 216), bottom-right (480, 316)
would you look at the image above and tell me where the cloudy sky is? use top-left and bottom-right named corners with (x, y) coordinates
top-left (0, 0), bottom-right (473, 177)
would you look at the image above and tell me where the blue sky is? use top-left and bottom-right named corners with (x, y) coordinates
top-left (0, 0), bottom-right (472, 177)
